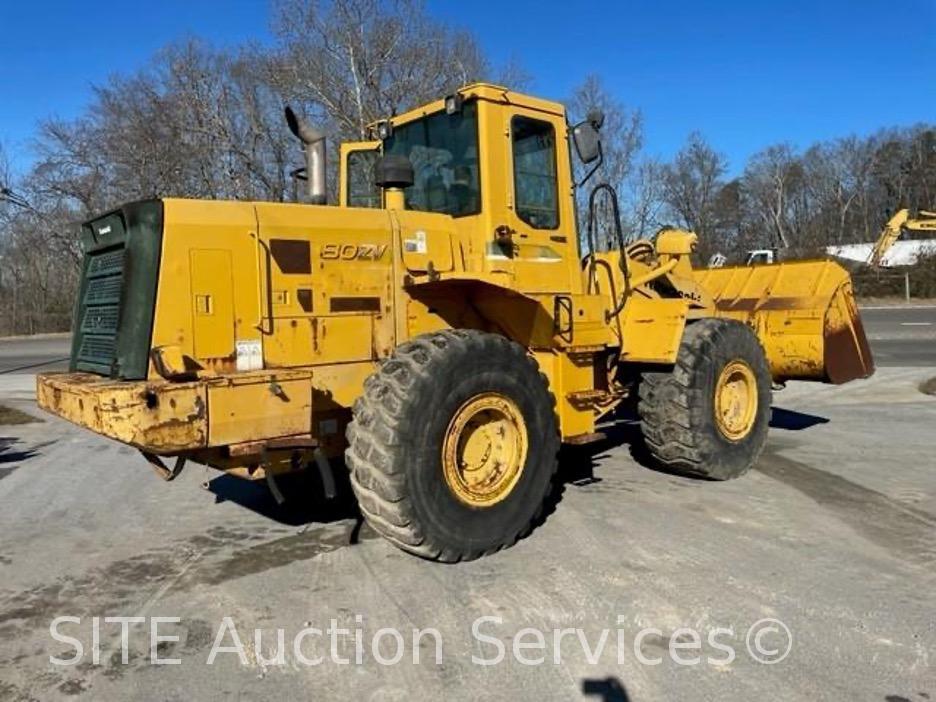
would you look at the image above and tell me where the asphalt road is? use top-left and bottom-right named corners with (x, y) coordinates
top-left (0, 308), bottom-right (934, 701)
top-left (859, 305), bottom-right (936, 367)
top-left (0, 336), bottom-right (70, 375)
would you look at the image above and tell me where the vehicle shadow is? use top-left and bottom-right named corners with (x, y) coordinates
top-left (556, 413), bottom-right (647, 487)
top-left (204, 404), bottom-right (832, 538)
top-left (204, 464), bottom-right (364, 533)
top-left (770, 406), bottom-right (830, 430)
top-left (554, 403), bottom-right (832, 492)
top-left (582, 677), bottom-right (631, 701)
top-left (0, 437), bottom-right (55, 466)
top-left (207, 405), bottom-right (652, 534)
top-left (556, 400), bottom-right (705, 487)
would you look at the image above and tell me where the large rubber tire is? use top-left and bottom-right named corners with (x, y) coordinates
top-left (638, 319), bottom-right (772, 480)
top-left (346, 330), bottom-right (559, 562)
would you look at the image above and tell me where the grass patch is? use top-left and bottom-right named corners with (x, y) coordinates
top-left (0, 405), bottom-right (41, 425)
top-left (921, 377), bottom-right (936, 397)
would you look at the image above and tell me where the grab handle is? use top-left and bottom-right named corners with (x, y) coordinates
top-left (251, 231), bottom-right (274, 335)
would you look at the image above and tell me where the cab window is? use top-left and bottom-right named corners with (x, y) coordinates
top-left (512, 116), bottom-right (559, 229)
top-left (383, 101), bottom-right (480, 217)
top-left (347, 150), bottom-right (381, 208)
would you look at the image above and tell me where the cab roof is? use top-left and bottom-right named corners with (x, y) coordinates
top-left (369, 83), bottom-right (568, 133)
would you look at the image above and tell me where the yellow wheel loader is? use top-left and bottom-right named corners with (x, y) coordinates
top-left (37, 84), bottom-right (874, 561)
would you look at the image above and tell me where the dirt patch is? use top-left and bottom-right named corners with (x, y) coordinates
top-left (0, 405), bottom-right (41, 425)
top-left (920, 377), bottom-right (936, 396)
top-left (757, 451), bottom-right (936, 567)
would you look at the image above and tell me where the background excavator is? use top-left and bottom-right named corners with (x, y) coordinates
top-left (868, 208), bottom-right (936, 267)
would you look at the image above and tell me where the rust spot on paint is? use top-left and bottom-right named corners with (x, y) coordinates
top-left (715, 298), bottom-right (758, 312)
top-left (200, 354), bottom-right (237, 374)
top-left (714, 296), bottom-right (815, 313)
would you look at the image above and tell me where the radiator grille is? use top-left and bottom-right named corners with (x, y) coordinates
top-left (70, 200), bottom-right (162, 379)
top-left (78, 335), bottom-right (117, 363)
top-left (80, 304), bottom-right (120, 334)
top-left (75, 246), bottom-right (125, 374)
top-left (87, 249), bottom-right (125, 278)
top-left (84, 275), bottom-right (123, 305)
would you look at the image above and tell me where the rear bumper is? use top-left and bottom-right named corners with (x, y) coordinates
top-left (37, 372), bottom-right (208, 453)
top-left (36, 369), bottom-right (313, 454)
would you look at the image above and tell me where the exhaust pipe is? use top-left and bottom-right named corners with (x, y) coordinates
top-left (285, 106), bottom-right (326, 205)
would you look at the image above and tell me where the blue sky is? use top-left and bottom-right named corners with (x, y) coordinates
top-left (2, 0), bottom-right (934, 176)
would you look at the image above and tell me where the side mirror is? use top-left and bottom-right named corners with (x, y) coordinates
top-left (572, 121), bottom-right (602, 164)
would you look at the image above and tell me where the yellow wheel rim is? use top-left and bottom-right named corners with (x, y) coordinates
top-left (714, 360), bottom-right (758, 441)
top-left (442, 392), bottom-right (528, 507)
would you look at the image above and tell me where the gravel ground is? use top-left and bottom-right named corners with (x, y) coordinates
top-left (0, 365), bottom-right (934, 701)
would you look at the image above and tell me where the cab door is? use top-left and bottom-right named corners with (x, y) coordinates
top-left (339, 141), bottom-right (381, 208)
top-left (499, 110), bottom-right (578, 294)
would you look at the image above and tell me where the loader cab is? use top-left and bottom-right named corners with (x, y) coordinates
top-left (337, 83), bottom-right (587, 294)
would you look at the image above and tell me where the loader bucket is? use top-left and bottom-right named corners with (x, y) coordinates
top-left (694, 260), bottom-right (874, 384)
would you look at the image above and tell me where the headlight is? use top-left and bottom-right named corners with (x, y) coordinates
top-left (445, 94), bottom-right (464, 115)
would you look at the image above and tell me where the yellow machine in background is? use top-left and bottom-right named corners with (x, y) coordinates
top-left (869, 208), bottom-right (936, 267)
top-left (37, 84), bottom-right (874, 561)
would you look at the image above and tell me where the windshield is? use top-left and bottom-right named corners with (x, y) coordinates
top-left (384, 101), bottom-right (480, 217)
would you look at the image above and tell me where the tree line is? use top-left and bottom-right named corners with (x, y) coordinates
top-left (571, 79), bottom-right (936, 262)
top-left (1, 0), bottom-right (934, 334)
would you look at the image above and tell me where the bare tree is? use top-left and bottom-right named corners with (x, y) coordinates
top-left (0, 1), bottom-right (522, 333)
top-left (802, 137), bottom-right (877, 244)
top-left (30, 40), bottom-right (297, 211)
top-left (742, 144), bottom-right (804, 250)
top-left (628, 157), bottom-right (666, 239)
top-left (4, 0), bottom-right (935, 333)
top-left (661, 132), bottom-right (728, 243)
top-left (872, 126), bottom-right (936, 214)
top-left (568, 76), bottom-right (642, 190)
top-left (567, 75), bottom-right (643, 249)
top-left (271, 0), bottom-right (496, 140)
top-left (0, 143), bottom-right (10, 195)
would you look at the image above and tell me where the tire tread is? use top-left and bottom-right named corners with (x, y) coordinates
top-left (346, 330), bottom-right (559, 561)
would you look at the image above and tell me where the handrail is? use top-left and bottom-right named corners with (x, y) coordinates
top-left (605, 259), bottom-right (679, 322)
top-left (251, 231), bottom-right (274, 335)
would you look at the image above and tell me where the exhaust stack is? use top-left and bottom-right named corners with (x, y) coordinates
top-left (285, 106), bottom-right (326, 205)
